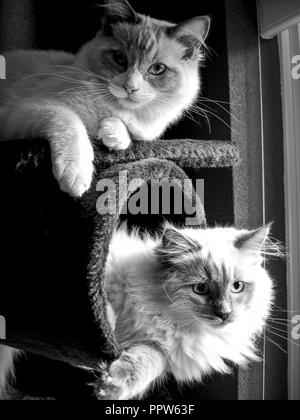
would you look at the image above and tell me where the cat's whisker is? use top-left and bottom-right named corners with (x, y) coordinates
top-left (190, 105), bottom-right (241, 137)
top-left (81, 91), bottom-right (112, 101)
top-left (197, 101), bottom-right (241, 127)
top-left (53, 65), bottom-right (115, 84)
top-left (58, 86), bottom-right (109, 96)
top-left (55, 64), bottom-right (125, 91)
top-left (183, 111), bottom-right (210, 132)
top-left (188, 105), bottom-right (216, 133)
top-left (198, 96), bottom-right (241, 124)
top-left (269, 317), bottom-right (292, 322)
top-left (184, 110), bottom-right (205, 128)
top-left (268, 320), bottom-right (293, 329)
top-left (192, 107), bottom-right (212, 133)
top-left (266, 327), bottom-right (300, 348)
top-left (266, 324), bottom-right (289, 335)
top-left (265, 336), bottom-right (288, 355)
top-left (198, 96), bottom-right (238, 106)
top-left (272, 304), bottom-right (300, 313)
top-left (63, 87), bottom-right (111, 99)
top-left (15, 72), bottom-right (91, 85)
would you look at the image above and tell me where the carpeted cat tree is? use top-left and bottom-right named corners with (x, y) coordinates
top-left (0, 138), bottom-right (238, 399)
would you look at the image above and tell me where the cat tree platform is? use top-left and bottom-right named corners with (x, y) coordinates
top-left (96, 139), bottom-right (239, 169)
top-left (0, 138), bottom-right (238, 398)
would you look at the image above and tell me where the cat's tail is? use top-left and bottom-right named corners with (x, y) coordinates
top-left (0, 345), bottom-right (18, 399)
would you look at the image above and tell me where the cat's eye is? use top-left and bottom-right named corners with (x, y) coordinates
top-left (112, 51), bottom-right (128, 68)
top-left (149, 63), bottom-right (167, 76)
top-left (193, 283), bottom-right (210, 296)
top-left (231, 281), bottom-right (245, 294)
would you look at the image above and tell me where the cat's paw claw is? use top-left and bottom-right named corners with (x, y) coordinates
top-left (98, 117), bottom-right (131, 151)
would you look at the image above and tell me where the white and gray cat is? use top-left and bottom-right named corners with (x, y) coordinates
top-left (94, 222), bottom-right (281, 400)
top-left (0, 0), bottom-right (210, 197)
top-left (0, 220), bottom-right (281, 398)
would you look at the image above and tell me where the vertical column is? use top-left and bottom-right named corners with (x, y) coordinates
top-left (280, 24), bottom-right (300, 401)
top-left (225, 0), bottom-right (265, 400)
top-left (0, 0), bottom-right (35, 51)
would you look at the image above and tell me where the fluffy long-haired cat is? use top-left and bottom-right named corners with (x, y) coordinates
top-left (0, 0), bottom-right (210, 197)
top-left (94, 222), bottom-right (282, 400)
top-left (0, 222), bottom-right (281, 399)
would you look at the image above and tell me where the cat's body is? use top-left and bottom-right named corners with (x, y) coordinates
top-left (0, 0), bottom-right (210, 197)
top-left (0, 222), bottom-right (279, 399)
top-left (95, 223), bottom-right (279, 400)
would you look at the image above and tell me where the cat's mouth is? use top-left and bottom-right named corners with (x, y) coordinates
top-left (199, 315), bottom-right (234, 327)
top-left (108, 85), bottom-right (152, 109)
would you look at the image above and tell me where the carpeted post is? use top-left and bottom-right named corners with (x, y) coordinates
top-left (0, 138), bottom-right (239, 369)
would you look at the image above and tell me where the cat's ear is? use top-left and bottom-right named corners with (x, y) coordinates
top-left (157, 224), bottom-right (201, 266)
top-left (234, 224), bottom-right (272, 254)
top-left (99, 0), bottom-right (139, 36)
top-left (103, 0), bottom-right (138, 25)
top-left (169, 16), bottom-right (211, 50)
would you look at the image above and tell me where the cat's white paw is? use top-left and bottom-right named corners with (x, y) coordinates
top-left (52, 141), bottom-right (94, 198)
top-left (94, 360), bottom-right (133, 401)
top-left (93, 362), bottom-right (123, 401)
top-left (98, 117), bottom-right (131, 151)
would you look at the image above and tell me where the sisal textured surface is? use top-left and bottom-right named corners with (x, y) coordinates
top-left (94, 139), bottom-right (239, 169)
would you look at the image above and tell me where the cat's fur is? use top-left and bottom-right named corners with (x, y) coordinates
top-left (0, 347), bottom-right (17, 399)
top-left (94, 223), bottom-right (281, 400)
top-left (0, 0), bottom-right (210, 197)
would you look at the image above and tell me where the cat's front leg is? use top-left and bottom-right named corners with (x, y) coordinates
top-left (94, 344), bottom-right (166, 400)
top-left (97, 117), bottom-right (131, 151)
top-left (0, 102), bottom-right (94, 197)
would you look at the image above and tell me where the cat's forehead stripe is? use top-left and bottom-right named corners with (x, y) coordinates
top-left (201, 253), bottom-right (232, 286)
top-left (114, 22), bottom-right (165, 62)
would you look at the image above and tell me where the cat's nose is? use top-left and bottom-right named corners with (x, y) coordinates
top-left (213, 309), bottom-right (232, 322)
top-left (123, 83), bottom-right (139, 94)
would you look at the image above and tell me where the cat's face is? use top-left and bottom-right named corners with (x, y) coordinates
top-left (87, 0), bottom-right (210, 111)
top-left (156, 225), bottom-right (276, 334)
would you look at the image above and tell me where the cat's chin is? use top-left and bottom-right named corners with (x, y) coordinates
top-left (118, 97), bottom-right (144, 110)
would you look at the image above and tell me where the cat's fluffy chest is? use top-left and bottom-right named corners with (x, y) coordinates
top-left (113, 290), bottom-right (246, 382)
top-left (130, 313), bottom-right (232, 381)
